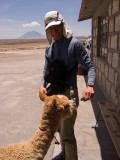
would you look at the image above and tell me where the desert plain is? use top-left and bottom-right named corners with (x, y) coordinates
top-left (0, 39), bottom-right (48, 62)
top-left (0, 39), bottom-right (55, 159)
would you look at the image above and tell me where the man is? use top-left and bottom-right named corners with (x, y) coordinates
top-left (39, 11), bottom-right (96, 160)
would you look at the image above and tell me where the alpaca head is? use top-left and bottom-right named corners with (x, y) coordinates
top-left (39, 92), bottom-right (74, 124)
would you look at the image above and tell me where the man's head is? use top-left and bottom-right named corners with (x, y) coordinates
top-left (44, 11), bottom-right (73, 43)
top-left (44, 11), bottom-right (62, 30)
top-left (46, 24), bottom-right (63, 41)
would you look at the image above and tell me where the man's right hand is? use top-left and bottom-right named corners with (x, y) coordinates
top-left (39, 85), bottom-right (47, 94)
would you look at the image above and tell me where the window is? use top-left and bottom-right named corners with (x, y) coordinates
top-left (100, 16), bottom-right (108, 59)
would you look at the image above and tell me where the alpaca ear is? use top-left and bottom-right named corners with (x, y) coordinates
top-left (39, 92), bottom-right (47, 101)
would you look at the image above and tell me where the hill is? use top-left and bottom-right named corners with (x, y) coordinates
top-left (19, 31), bottom-right (45, 39)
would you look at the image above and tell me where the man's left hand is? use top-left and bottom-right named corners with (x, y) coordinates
top-left (81, 86), bottom-right (94, 101)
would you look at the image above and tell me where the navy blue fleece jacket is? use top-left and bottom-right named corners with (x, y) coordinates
top-left (41, 36), bottom-right (96, 88)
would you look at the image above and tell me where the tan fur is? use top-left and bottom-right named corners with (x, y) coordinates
top-left (0, 92), bottom-right (73, 160)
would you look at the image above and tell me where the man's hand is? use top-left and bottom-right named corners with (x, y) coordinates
top-left (81, 86), bottom-right (94, 101)
top-left (39, 85), bottom-right (47, 101)
top-left (39, 85), bottom-right (47, 94)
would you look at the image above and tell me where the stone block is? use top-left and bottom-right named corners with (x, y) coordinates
top-left (115, 14), bottom-right (120, 31)
top-left (102, 75), bottom-right (106, 88)
top-left (108, 36), bottom-right (111, 48)
top-left (105, 64), bottom-right (109, 78)
top-left (109, 17), bottom-right (114, 32)
top-left (112, 0), bottom-right (119, 15)
top-left (111, 35), bottom-right (118, 49)
top-left (105, 79), bottom-right (111, 95)
top-left (119, 35), bottom-right (120, 50)
top-left (115, 71), bottom-right (118, 88)
top-left (109, 67), bottom-right (115, 83)
top-left (107, 52), bottom-right (113, 65)
top-left (108, 3), bottom-right (112, 16)
top-left (110, 85), bottom-right (117, 103)
top-left (98, 70), bottom-right (102, 82)
top-left (112, 52), bottom-right (119, 68)
top-left (101, 62), bottom-right (105, 72)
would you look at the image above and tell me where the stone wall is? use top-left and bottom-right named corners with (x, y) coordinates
top-left (92, 0), bottom-right (120, 112)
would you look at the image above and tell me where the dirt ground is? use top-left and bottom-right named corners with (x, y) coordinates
top-left (0, 39), bottom-right (48, 62)
top-left (0, 39), bottom-right (55, 160)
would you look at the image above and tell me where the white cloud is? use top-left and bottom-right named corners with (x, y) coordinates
top-left (22, 21), bottom-right (40, 27)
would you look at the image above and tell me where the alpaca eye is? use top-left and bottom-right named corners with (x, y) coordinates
top-left (65, 104), bottom-right (69, 108)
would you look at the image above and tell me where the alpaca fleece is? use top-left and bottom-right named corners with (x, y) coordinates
top-left (0, 92), bottom-right (73, 160)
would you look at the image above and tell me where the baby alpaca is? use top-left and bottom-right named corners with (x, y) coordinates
top-left (0, 92), bottom-right (73, 160)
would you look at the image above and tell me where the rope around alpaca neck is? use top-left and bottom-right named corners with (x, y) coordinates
top-left (40, 128), bottom-right (60, 145)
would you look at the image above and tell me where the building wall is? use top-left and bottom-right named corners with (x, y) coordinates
top-left (92, 0), bottom-right (120, 113)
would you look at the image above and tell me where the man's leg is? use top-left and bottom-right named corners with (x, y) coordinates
top-left (59, 109), bottom-right (78, 160)
top-left (60, 88), bottom-right (79, 160)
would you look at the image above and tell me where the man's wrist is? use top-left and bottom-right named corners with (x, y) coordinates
top-left (87, 84), bottom-right (94, 87)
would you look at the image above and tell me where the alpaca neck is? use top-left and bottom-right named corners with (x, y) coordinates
top-left (30, 112), bottom-right (59, 158)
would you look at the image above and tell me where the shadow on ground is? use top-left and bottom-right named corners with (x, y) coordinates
top-left (84, 76), bottom-right (119, 160)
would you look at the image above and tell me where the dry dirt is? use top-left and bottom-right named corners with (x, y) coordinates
top-left (0, 39), bottom-right (55, 160)
top-left (0, 39), bottom-right (48, 62)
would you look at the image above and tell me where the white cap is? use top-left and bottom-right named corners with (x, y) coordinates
top-left (44, 11), bottom-right (62, 30)
top-left (44, 11), bottom-right (73, 43)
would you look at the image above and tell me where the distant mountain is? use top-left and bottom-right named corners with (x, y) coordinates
top-left (19, 31), bottom-right (45, 39)
top-left (75, 35), bottom-right (91, 42)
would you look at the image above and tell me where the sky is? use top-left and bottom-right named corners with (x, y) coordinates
top-left (0, 0), bottom-right (92, 39)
